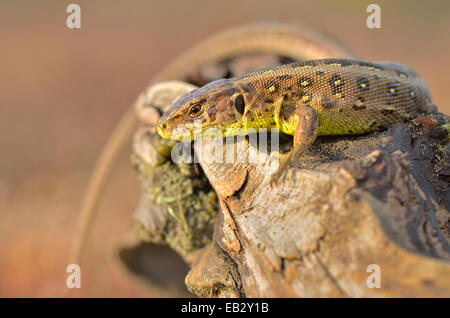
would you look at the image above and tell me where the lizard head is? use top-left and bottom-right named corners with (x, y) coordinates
top-left (157, 79), bottom-right (246, 140)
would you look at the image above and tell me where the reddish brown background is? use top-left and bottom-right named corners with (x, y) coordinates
top-left (0, 0), bottom-right (449, 297)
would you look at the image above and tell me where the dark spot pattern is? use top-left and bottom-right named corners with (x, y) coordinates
top-left (301, 60), bottom-right (317, 67)
top-left (352, 104), bottom-right (366, 110)
top-left (356, 77), bottom-right (370, 91)
top-left (373, 75), bottom-right (380, 81)
top-left (264, 80), bottom-right (278, 93)
top-left (396, 70), bottom-right (408, 78)
top-left (381, 108), bottom-right (395, 116)
top-left (357, 61), bottom-right (383, 70)
top-left (387, 81), bottom-right (399, 96)
top-left (323, 59), bottom-right (352, 67)
top-left (328, 74), bottom-right (345, 96)
top-left (340, 60), bottom-right (353, 67)
top-left (277, 74), bottom-right (292, 80)
top-left (291, 60), bottom-right (317, 68)
top-left (300, 92), bottom-right (312, 104)
top-left (352, 96), bottom-right (366, 110)
top-left (316, 71), bottom-right (325, 76)
top-left (409, 86), bottom-right (417, 102)
top-left (298, 76), bottom-right (313, 88)
top-left (264, 98), bottom-right (274, 104)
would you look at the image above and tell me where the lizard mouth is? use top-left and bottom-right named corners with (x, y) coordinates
top-left (171, 127), bottom-right (226, 141)
top-left (158, 121), bottom-right (229, 141)
top-left (156, 124), bottom-right (172, 139)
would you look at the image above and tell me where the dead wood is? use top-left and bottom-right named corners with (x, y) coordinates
top-left (119, 52), bottom-right (450, 298)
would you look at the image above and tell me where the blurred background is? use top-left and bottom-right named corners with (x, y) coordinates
top-left (0, 0), bottom-right (449, 297)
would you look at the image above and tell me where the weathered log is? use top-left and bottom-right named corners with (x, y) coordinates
top-left (121, 77), bottom-right (450, 297)
top-left (192, 115), bottom-right (450, 297)
top-left (107, 24), bottom-right (450, 296)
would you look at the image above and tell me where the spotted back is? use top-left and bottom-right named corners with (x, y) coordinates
top-left (232, 58), bottom-right (432, 135)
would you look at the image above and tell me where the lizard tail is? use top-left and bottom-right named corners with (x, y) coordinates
top-left (70, 107), bottom-right (138, 267)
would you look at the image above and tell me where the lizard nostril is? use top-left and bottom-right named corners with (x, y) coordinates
top-left (161, 122), bottom-right (167, 129)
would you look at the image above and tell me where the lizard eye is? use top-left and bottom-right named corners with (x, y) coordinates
top-left (188, 104), bottom-right (202, 117)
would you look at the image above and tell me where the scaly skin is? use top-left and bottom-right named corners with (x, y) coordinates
top-left (72, 23), bottom-right (353, 274)
top-left (157, 58), bottom-right (433, 182)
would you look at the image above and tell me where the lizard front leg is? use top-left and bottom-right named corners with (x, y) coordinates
top-left (270, 105), bottom-right (319, 185)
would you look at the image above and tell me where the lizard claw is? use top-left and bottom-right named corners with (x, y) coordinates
top-left (269, 167), bottom-right (286, 188)
top-left (269, 153), bottom-right (290, 188)
top-left (269, 174), bottom-right (280, 188)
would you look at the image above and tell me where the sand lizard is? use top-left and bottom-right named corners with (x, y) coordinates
top-left (156, 58), bottom-right (433, 183)
top-left (72, 22), bottom-right (355, 268)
